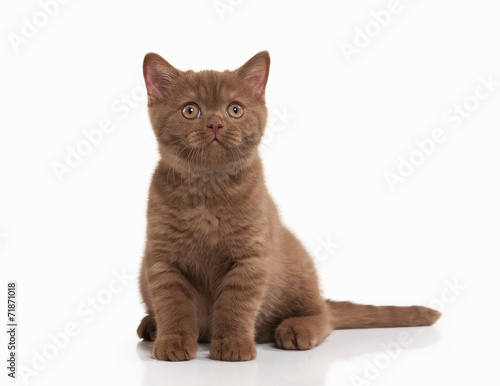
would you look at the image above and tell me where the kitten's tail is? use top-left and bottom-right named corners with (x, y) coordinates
top-left (326, 300), bottom-right (441, 329)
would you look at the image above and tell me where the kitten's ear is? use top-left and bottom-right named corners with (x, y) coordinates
top-left (237, 51), bottom-right (270, 99)
top-left (143, 53), bottom-right (179, 103)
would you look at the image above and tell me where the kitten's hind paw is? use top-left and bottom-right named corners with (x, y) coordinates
top-left (275, 315), bottom-right (331, 350)
top-left (137, 314), bottom-right (157, 341)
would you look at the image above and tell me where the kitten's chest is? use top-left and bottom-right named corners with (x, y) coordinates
top-left (178, 200), bottom-right (232, 242)
top-left (176, 174), bottom-right (243, 239)
top-left (151, 170), bottom-right (264, 257)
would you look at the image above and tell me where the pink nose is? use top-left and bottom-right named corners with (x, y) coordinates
top-left (208, 123), bottom-right (222, 136)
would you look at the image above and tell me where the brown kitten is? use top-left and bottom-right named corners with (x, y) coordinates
top-left (137, 51), bottom-right (441, 362)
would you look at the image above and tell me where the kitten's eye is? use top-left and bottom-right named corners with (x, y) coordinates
top-left (226, 103), bottom-right (244, 119)
top-left (181, 104), bottom-right (201, 120)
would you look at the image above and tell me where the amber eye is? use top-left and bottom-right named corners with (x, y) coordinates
top-left (181, 104), bottom-right (201, 120)
top-left (227, 103), bottom-right (244, 119)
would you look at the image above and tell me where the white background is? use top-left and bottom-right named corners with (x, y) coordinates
top-left (1, 0), bottom-right (499, 385)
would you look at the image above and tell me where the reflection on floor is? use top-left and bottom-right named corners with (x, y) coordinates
top-left (134, 327), bottom-right (441, 386)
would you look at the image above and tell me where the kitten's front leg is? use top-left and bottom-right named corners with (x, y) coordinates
top-left (210, 257), bottom-right (267, 361)
top-left (146, 259), bottom-right (198, 361)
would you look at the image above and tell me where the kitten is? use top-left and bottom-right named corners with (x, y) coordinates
top-left (137, 51), bottom-right (441, 361)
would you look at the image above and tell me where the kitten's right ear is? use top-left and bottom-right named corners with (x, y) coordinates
top-left (143, 53), bottom-right (179, 103)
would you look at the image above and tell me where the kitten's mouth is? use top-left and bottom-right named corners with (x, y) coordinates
top-left (210, 138), bottom-right (222, 146)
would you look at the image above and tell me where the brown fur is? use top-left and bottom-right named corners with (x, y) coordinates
top-left (137, 51), bottom-right (441, 362)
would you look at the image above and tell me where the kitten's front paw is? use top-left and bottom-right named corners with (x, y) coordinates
top-left (210, 337), bottom-right (256, 361)
top-left (152, 333), bottom-right (197, 361)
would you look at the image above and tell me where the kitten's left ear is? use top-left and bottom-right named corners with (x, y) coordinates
top-left (237, 51), bottom-right (270, 99)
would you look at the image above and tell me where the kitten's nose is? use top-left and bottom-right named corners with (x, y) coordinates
top-left (207, 123), bottom-right (222, 136)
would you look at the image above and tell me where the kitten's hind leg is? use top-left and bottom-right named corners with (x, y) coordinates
top-left (137, 314), bottom-right (157, 341)
top-left (275, 313), bottom-right (332, 350)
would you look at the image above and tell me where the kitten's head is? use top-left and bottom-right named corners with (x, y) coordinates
top-left (143, 51), bottom-right (270, 173)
